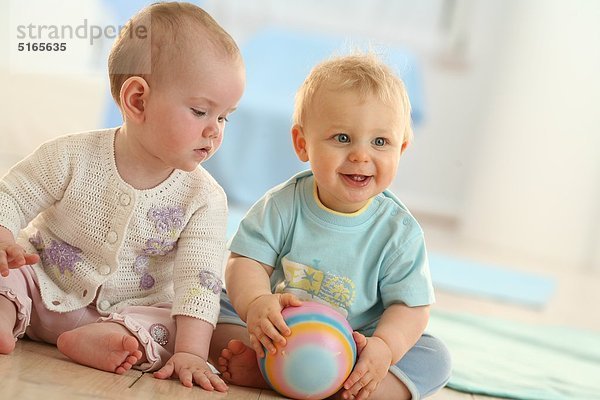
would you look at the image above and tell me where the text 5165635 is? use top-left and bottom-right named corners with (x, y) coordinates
top-left (18, 42), bottom-right (67, 52)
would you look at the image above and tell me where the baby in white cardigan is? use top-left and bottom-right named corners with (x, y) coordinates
top-left (0, 2), bottom-right (244, 392)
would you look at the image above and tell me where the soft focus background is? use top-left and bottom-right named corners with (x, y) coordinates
top-left (2, 1), bottom-right (600, 398)
top-left (1, 0), bottom-right (599, 298)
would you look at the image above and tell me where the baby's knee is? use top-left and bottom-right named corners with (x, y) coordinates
top-left (392, 333), bottom-right (452, 398)
top-left (432, 338), bottom-right (452, 384)
top-left (418, 334), bottom-right (452, 396)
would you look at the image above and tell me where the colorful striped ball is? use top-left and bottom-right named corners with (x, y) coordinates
top-left (258, 301), bottom-right (357, 400)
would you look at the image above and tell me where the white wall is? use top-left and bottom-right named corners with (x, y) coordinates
top-left (460, 0), bottom-right (600, 271)
top-left (391, 1), bottom-right (510, 218)
top-left (0, 0), bottom-right (110, 168)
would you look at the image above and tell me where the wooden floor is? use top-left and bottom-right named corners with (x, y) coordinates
top-left (0, 339), bottom-right (496, 400)
top-left (1, 217), bottom-right (598, 400)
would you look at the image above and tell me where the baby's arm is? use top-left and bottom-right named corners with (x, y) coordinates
top-left (226, 253), bottom-right (301, 357)
top-left (373, 303), bottom-right (430, 365)
top-left (343, 304), bottom-right (430, 400)
top-left (153, 315), bottom-right (227, 391)
top-left (0, 226), bottom-right (40, 276)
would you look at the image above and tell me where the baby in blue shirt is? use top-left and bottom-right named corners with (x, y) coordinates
top-left (211, 53), bottom-right (451, 400)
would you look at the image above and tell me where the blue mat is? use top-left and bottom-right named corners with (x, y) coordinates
top-left (429, 253), bottom-right (556, 308)
top-left (429, 310), bottom-right (600, 400)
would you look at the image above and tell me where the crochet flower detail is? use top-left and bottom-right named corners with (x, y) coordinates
top-left (142, 238), bottom-right (177, 257)
top-left (134, 206), bottom-right (185, 290)
top-left (133, 255), bottom-right (149, 274)
top-left (148, 206), bottom-right (184, 235)
top-left (29, 232), bottom-right (82, 276)
top-left (134, 255), bottom-right (155, 290)
top-left (139, 271), bottom-right (156, 290)
top-left (199, 270), bottom-right (223, 294)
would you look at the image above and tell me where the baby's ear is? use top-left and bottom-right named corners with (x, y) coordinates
top-left (120, 76), bottom-right (149, 123)
top-left (291, 124), bottom-right (309, 162)
top-left (401, 140), bottom-right (409, 154)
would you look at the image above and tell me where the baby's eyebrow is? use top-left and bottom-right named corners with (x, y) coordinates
top-left (188, 96), bottom-right (215, 105)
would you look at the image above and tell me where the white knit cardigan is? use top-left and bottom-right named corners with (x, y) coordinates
top-left (0, 129), bottom-right (227, 325)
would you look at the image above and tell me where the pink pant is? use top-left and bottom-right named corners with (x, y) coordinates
top-left (0, 265), bottom-right (176, 371)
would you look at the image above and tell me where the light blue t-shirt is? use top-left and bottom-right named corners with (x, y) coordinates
top-left (229, 171), bottom-right (435, 335)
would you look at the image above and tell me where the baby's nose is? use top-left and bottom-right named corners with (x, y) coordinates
top-left (203, 124), bottom-right (219, 139)
top-left (348, 146), bottom-right (369, 162)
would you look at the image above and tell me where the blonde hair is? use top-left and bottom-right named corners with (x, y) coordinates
top-left (108, 2), bottom-right (241, 107)
top-left (293, 53), bottom-right (413, 144)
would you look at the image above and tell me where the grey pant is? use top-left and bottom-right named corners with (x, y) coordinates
top-left (218, 291), bottom-right (451, 399)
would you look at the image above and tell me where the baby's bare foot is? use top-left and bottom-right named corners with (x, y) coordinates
top-left (0, 296), bottom-right (18, 354)
top-left (0, 330), bottom-right (15, 354)
top-left (57, 323), bottom-right (143, 374)
top-left (217, 339), bottom-right (269, 388)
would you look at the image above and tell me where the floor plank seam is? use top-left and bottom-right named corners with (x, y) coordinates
top-left (127, 371), bottom-right (145, 388)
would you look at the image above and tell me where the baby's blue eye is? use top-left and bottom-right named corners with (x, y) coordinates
top-left (218, 116), bottom-right (229, 123)
top-left (335, 133), bottom-right (350, 143)
top-left (373, 137), bottom-right (387, 146)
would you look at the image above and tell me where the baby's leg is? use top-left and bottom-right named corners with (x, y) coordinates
top-left (0, 295), bottom-right (17, 354)
top-left (209, 323), bottom-right (249, 363)
top-left (218, 340), bottom-right (270, 389)
top-left (0, 266), bottom-right (36, 354)
top-left (210, 323), bottom-right (269, 388)
top-left (57, 322), bottom-right (144, 374)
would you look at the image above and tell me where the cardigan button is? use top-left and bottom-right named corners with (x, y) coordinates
top-left (119, 193), bottom-right (131, 206)
top-left (106, 231), bottom-right (118, 244)
top-left (98, 265), bottom-right (111, 275)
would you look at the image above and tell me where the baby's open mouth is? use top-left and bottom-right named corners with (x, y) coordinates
top-left (341, 174), bottom-right (372, 186)
top-left (346, 174), bottom-right (369, 182)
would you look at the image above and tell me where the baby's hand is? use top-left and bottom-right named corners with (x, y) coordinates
top-left (153, 351), bottom-right (227, 392)
top-left (245, 293), bottom-right (302, 357)
top-left (0, 242), bottom-right (40, 277)
top-left (341, 334), bottom-right (392, 400)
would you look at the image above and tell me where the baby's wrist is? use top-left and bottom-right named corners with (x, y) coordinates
top-left (370, 335), bottom-right (394, 363)
top-left (247, 293), bottom-right (272, 311)
top-left (173, 350), bottom-right (207, 362)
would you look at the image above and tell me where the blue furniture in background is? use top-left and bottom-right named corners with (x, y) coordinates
top-left (203, 28), bottom-right (424, 208)
top-left (104, 27), bottom-right (424, 210)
